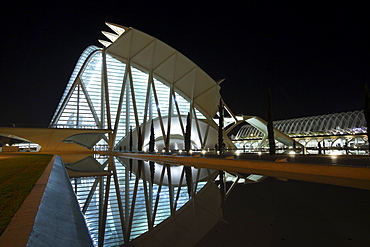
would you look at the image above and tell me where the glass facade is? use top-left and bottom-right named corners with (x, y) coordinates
top-left (51, 45), bottom-right (212, 150)
top-left (232, 111), bottom-right (368, 155)
top-left (49, 23), bottom-right (224, 246)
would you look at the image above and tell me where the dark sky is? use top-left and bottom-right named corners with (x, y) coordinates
top-left (0, 1), bottom-right (369, 125)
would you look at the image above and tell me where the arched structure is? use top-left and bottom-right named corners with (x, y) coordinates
top-left (0, 127), bottom-right (110, 152)
top-left (50, 23), bottom-right (224, 151)
top-left (274, 110), bottom-right (366, 136)
top-left (233, 111), bottom-right (368, 154)
top-left (235, 111), bottom-right (366, 139)
top-left (46, 24), bottom-right (234, 245)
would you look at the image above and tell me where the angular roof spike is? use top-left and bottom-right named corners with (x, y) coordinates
top-left (102, 31), bottom-right (119, 42)
top-left (98, 39), bottom-right (112, 47)
top-left (105, 22), bottom-right (128, 36)
top-left (217, 79), bottom-right (225, 85)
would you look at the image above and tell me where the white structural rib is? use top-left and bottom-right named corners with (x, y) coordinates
top-left (105, 22), bottom-right (127, 36)
top-left (98, 40), bottom-right (112, 47)
top-left (102, 31), bottom-right (119, 42)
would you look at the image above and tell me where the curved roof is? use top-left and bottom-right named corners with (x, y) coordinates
top-left (235, 110), bottom-right (367, 139)
top-left (102, 23), bottom-right (220, 119)
top-left (275, 110), bottom-right (366, 135)
top-left (50, 23), bottom-right (222, 150)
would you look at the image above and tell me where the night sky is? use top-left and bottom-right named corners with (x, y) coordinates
top-left (0, 1), bottom-right (369, 126)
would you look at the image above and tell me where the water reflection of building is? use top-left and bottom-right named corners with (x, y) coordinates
top-left (2, 21), bottom-right (367, 246)
top-left (45, 23), bottom-right (239, 246)
top-left (67, 155), bottom-right (221, 246)
top-left (232, 110), bottom-right (368, 155)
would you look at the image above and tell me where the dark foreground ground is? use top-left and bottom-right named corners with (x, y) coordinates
top-left (196, 177), bottom-right (370, 247)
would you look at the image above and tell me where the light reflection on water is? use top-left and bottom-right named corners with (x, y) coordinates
top-left (65, 155), bottom-right (221, 247)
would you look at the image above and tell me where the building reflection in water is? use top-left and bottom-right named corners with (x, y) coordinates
top-left (65, 155), bottom-right (222, 247)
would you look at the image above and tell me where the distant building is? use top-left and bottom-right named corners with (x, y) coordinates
top-left (232, 110), bottom-right (368, 155)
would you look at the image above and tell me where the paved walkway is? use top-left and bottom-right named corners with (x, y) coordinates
top-left (0, 156), bottom-right (55, 246)
top-left (0, 155), bottom-right (93, 247)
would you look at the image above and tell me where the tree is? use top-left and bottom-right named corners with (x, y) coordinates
top-left (149, 120), bottom-right (155, 152)
top-left (184, 112), bottom-right (191, 153)
top-left (184, 112), bottom-right (192, 197)
top-left (129, 126), bottom-right (133, 152)
top-left (267, 88), bottom-right (276, 155)
top-left (129, 126), bottom-right (133, 178)
top-left (137, 126), bottom-right (142, 151)
top-left (137, 126), bottom-right (143, 179)
top-left (364, 83), bottom-right (370, 154)
top-left (218, 99), bottom-right (224, 155)
top-left (149, 120), bottom-right (155, 184)
top-left (218, 99), bottom-right (225, 206)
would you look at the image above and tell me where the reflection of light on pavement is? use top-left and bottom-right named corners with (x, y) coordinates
top-left (329, 151), bottom-right (341, 162)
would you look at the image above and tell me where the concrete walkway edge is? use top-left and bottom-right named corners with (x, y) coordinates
top-left (0, 155), bottom-right (56, 246)
top-left (0, 155), bottom-right (93, 247)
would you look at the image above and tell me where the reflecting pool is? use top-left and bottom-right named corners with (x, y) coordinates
top-left (65, 155), bottom-right (222, 246)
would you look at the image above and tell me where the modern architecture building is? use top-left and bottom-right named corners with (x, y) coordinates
top-left (48, 22), bottom-right (295, 153)
top-left (50, 23), bottom-right (223, 152)
top-left (233, 110), bottom-right (368, 154)
top-left (0, 22), bottom-right (369, 246)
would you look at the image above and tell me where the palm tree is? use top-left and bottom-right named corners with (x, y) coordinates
top-left (218, 99), bottom-right (224, 155)
top-left (267, 88), bottom-right (276, 155)
top-left (184, 112), bottom-right (192, 197)
top-left (364, 84), bottom-right (370, 154)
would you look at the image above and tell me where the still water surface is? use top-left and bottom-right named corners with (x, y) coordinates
top-left (65, 154), bottom-right (221, 246)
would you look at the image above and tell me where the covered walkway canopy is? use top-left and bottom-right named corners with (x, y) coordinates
top-left (0, 127), bottom-right (111, 152)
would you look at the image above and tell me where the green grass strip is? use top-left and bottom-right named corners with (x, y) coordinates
top-left (0, 154), bottom-right (53, 235)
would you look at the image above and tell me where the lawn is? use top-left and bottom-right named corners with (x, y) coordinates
top-left (0, 154), bottom-right (53, 235)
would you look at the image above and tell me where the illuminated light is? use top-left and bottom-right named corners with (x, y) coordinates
top-left (98, 39), bottom-right (112, 47)
top-left (330, 154), bottom-right (338, 160)
top-left (235, 150), bottom-right (241, 156)
top-left (162, 149), bottom-right (165, 153)
top-left (201, 150), bottom-right (206, 154)
top-left (189, 150), bottom-right (193, 155)
top-left (257, 151), bottom-right (262, 155)
top-left (105, 22), bottom-right (126, 36)
top-left (289, 151), bottom-right (296, 155)
top-left (330, 150), bottom-right (341, 156)
top-left (179, 150), bottom-right (182, 154)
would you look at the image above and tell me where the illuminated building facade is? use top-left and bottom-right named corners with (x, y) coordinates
top-left (233, 110), bottom-right (368, 154)
top-left (1, 22), bottom-right (367, 246)
top-left (48, 23), bottom-right (230, 246)
top-left (50, 23), bottom-right (227, 152)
